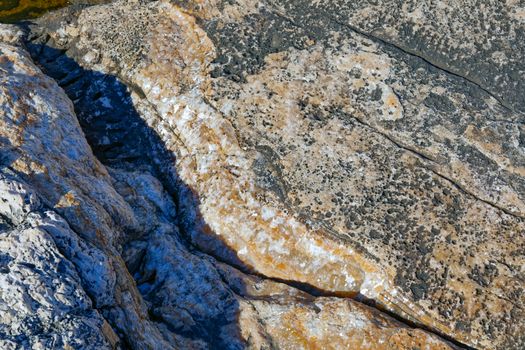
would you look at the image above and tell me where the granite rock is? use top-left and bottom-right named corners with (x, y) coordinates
top-left (0, 11), bottom-right (456, 350)
top-left (16, 1), bottom-right (525, 349)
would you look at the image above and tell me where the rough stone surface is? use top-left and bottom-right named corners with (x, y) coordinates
top-left (0, 0), bottom-right (523, 349)
top-left (313, 0), bottom-right (525, 114)
top-left (0, 11), bottom-right (456, 350)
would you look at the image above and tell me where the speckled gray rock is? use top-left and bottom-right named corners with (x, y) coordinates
top-left (316, 0), bottom-right (525, 114)
top-left (0, 12), bottom-right (457, 350)
top-left (17, 1), bottom-right (525, 349)
top-left (199, 0), bottom-right (525, 114)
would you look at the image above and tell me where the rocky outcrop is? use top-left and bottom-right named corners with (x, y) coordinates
top-left (0, 16), bottom-right (456, 350)
top-left (0, 0), bottom-right (523, 349)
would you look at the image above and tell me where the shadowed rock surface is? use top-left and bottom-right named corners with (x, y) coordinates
top-left (0, 0), bottom-right (524, 349)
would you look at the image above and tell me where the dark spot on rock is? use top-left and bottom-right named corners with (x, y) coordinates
top-left (410, 282), bottom-right (427, 300)
top-left (252, 145), bottom-right (289, 201)
top-left (0, 253), bottom-right (13, 273)
top-left (371, 86), bottom-right (383, 101)
top-left (423, 92), bottom-right (456, 113)
top-left (369, 229), bottom-right (381, 239)
top-left (415, 270), bottom-right (430, 282)
top-left (19, 262), bottom-right (36, 270)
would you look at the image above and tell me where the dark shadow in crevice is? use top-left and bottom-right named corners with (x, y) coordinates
top-left (20, 31), bottom-right (472, 350)
top-left (23, 37), bottom-right (249, 350)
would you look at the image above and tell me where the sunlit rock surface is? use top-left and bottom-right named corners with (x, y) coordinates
top-left (0, 15), bottom-right (456, 350)
top-left (0, 0), bottom-right (523, 349)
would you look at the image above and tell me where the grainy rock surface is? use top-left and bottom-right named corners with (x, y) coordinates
top-left (0, 12), bottom-right (456, 350)
top-left (0, 0), bottom-right (523, 349)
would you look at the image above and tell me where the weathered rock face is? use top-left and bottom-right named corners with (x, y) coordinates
top-left (310, 0), bottom-right (525, 114)
top-left (0, 0), bottom-right (523, 349)
top-left (0, 27), bottom-right (115, 349)
top-left (0, 13), bottom-right (456, 350)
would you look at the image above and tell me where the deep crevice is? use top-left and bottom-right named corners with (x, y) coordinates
top-left (24, 30), bottom-right (476, 350)
top-left (193, 237), bottom-right (473, 350)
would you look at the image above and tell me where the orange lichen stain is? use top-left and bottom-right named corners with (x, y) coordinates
top-left (281, 311), bottom-right (322, 350)
top-left (11, 157), bottom-right (48, 176)
top-left (267, 300), bottom-right (455, 350)
top-left (55, 191), bottom-right (81, 208)
top-left (0, 0), bottom-right (69, 22)
top-left (386, 94), bottom-right (399, 108)
top-left (275, 262), bottom-right (286, 270)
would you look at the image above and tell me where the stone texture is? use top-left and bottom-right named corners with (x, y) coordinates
top-left (16, 0), bottom-right (525, 349)
top-left (0, 28), bottom-right (113, 349)
top-left (309, 0), bottom-right (525, 114)
top-left (0, 11), bottom-right (457, 350)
